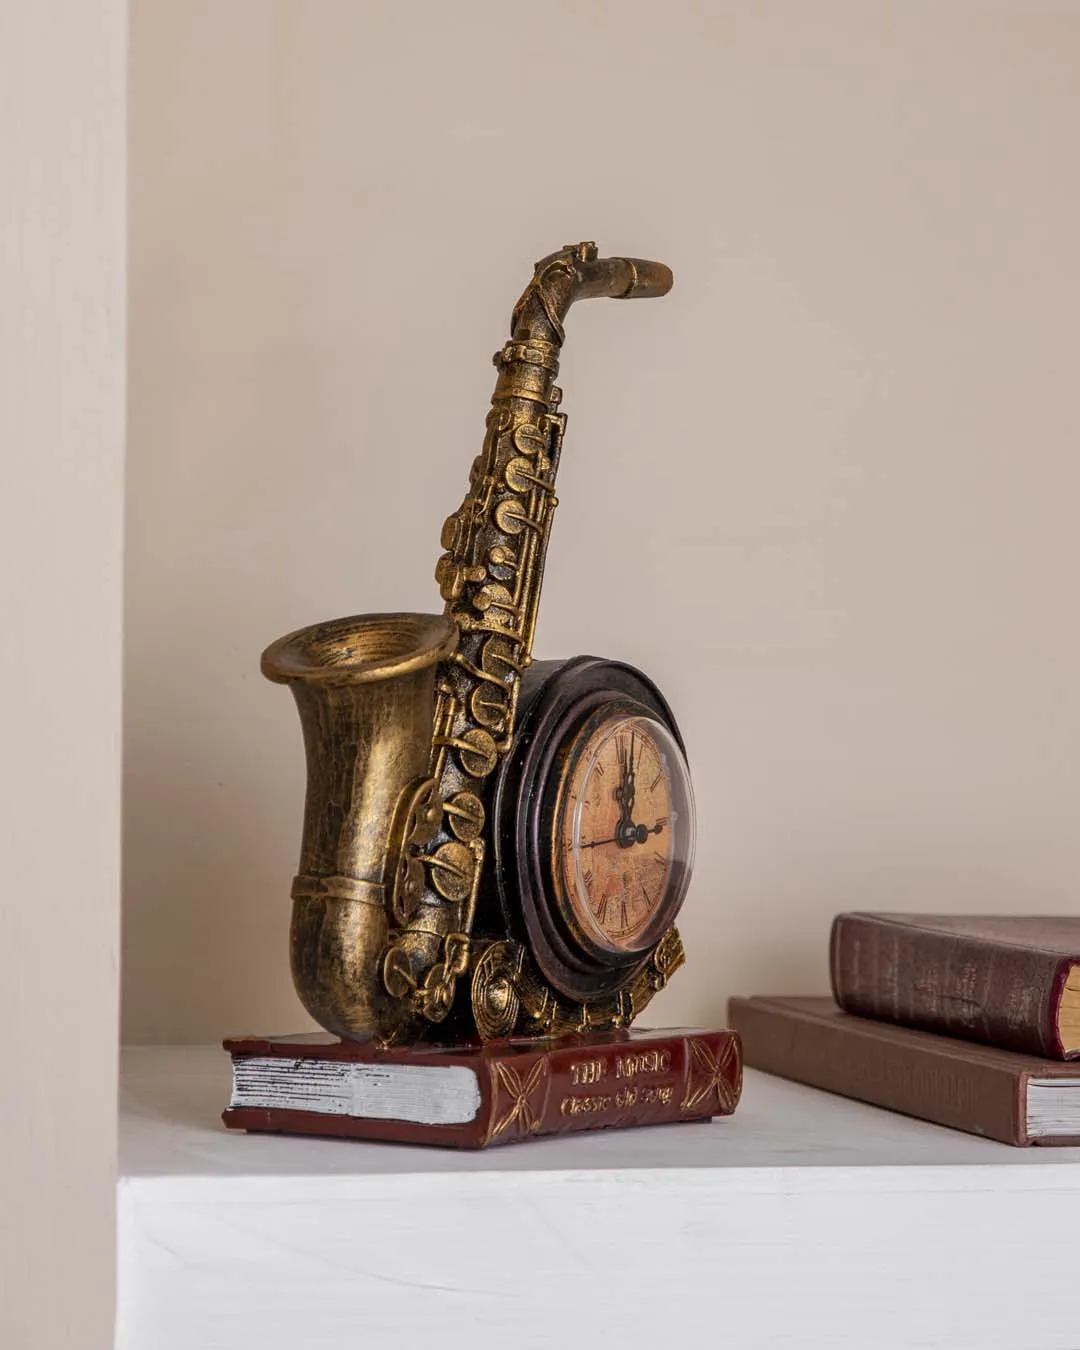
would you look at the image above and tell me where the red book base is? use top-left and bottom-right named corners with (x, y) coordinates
top-left (222, 1026), bottom-right (742, 1149)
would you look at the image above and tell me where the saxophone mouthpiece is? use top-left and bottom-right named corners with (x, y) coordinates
top-left (572, 251), bottom-right (674, 303)
top-left (614, 257), bottom-right (674, 299)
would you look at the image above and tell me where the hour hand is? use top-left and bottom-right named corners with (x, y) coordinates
top-left (614, 733), bottom-right (636, 832)
top-left (621, 817), bottom-right (668, 847)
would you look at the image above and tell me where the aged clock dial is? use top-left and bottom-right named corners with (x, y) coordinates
top-left (557, 713), bottom-right (695, 955)
top-left (492, 656), bottom-right (696, 1004)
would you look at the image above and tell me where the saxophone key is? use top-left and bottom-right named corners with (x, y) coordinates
top-left (471, 581), bottom-right (519, 618)
top-left (451, 651), bottom-right (510, 690)
top-left (443, 790), bottom-right (485, 842)
top-left (433, 726), bottom-right (498, 780)
top-left (435, 553), bottom-right (486, 602)
top-left (470, 682), bottom-right (509, 732)
top-left (486, 543), bottom-right (518, 580)
top-left (480, 634), bottom-right (524, 677)
top-left (512, 422), bottom-right (548, 457)
top-left (504, 457), bottom-right (553, 495)
top-left (426, 840), bottom-right (476, 904)
top-left (494, 496), bottom-right (546, 536)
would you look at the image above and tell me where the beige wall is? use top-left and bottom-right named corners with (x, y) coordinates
top-left (1, 2), bottom-right (124, 1346)
top-left (126, 1), bottom-right (1080, 1043)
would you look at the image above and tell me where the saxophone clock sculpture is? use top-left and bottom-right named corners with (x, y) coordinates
top-left (223, 244), bottom-right (742, 1148)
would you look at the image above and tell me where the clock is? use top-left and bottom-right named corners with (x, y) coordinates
top-left (491, 656), bottom-right (696, 1005)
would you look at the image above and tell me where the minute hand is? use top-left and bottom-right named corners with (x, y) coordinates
top-left (578, 834), bottom-right (622, 850)
top-left (580, 820), bottom-right (666, 850)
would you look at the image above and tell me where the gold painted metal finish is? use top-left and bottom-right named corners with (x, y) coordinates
top-left (263, 244), bottom-right (676, 1042)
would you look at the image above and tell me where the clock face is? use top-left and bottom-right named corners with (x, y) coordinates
top-left (554, 712), bottom-right (695, 956)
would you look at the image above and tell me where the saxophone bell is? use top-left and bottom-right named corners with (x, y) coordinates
top-left (261, 611), bottom-right (457, 1041)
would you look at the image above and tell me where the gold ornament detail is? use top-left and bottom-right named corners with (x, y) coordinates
top-left (468, 929), bottom-right (685, 1043)
top-left (681, 1035), bottom-right (742, 1113)
top-left (487, 1058), bottom-right (550, 1141)
top-left (471, 940), bottom-right (524, 1041)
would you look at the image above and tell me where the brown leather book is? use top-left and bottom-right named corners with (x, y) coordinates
top-left (729, 995), bottom-right (1080, 1146)
top-left (222, 1026), bottom-right (742, 1149)
top-left (830, 912), bottom-right (1080, 1059)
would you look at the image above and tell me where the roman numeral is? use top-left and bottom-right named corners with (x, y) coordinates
top-left (583, 868), bottom-right (594, 890)
top-left (598, 896), bottom-right (610, 922)
top-left (650, 770), bottom-right (663, 790)
top-left (594, 761), bottom-right (605, 776)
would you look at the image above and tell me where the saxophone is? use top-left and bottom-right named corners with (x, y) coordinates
top-left (263, 243), bottom-right (680, 1044)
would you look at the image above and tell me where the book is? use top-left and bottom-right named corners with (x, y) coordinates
top-left (830, 912), bottom-right (1080, 1059)
top-left (221, 1026), bottom-right (742, 1149)
top-left (728, 995), bottom-right (1080, 1146)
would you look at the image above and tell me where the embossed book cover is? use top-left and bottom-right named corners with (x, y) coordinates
top-left (223, 1028), bottom-right (742, 1149)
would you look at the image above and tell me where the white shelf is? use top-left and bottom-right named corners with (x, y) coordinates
top-left (118, 1044), bottom-right (1080, 1350)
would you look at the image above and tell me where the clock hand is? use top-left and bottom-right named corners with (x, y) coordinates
top-left (599, 818), bottom-right (670, 850)
top-left (613, 731), bottom-right (637, 846)
top-left (615, 740), bottom-right (634, 810)
top-left (580, 819), bottom-right (667, 852)
top-left (578, 834), bottom-right (622, 850)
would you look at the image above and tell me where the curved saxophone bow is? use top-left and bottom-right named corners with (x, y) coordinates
top-left (263, 243), bottom-right (673, 1042)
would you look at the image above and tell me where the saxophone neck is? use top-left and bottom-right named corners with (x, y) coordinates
top-left (494, 241), bottom-right (674, 409)
top-left (511, 241), bottom-right (674, 342)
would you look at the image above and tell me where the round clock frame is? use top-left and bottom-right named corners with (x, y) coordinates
top-left (492, 656), bottom-right (696, 1004)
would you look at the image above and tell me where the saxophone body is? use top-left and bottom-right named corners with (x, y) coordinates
top-left (263, 243), bottom-right (692, 1044)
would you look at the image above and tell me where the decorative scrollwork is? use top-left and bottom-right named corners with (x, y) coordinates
top-left (468, 928), bottom-right (686, 1042)
top-left (383, 930), bottom-right (472, 1023)
top-left (652, 927), bottom-right (686, 987)
top-left (418, 932), bottom-right (471, 1023)
top-left (470, 940), bottom-right (525, 1041)
top-left (681, 1035), bottom-right (741, 1113)
top-left (390, 777), bottom-right (443, 925)
top-left (487, 1058), bottom-right (550, 1142)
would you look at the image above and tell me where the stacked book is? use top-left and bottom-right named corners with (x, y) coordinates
top-left (221, 1026), bottom-right (743, 1149)
top-left (729, 913), bottom-right (1080, 1146)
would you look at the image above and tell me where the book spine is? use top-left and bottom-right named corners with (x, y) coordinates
top-left (728, 997), bottom-right (1027, 1145)
top-left (476, 1030), bottom-right (742, 1146)
top-left (830, 913), bottom-right (1064, 1058)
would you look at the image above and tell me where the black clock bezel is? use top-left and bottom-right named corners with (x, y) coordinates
top-left (491, 655), bottom-right (692, 1003)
